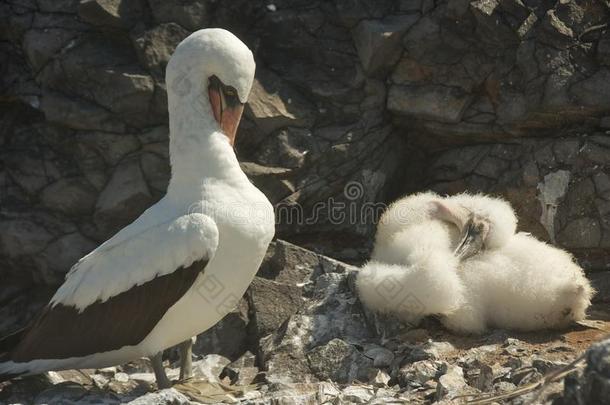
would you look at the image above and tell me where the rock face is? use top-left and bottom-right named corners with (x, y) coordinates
top-left (563, 338), bottom-right (610, 405)
top-left (2, 0), bottom-right (610, 402)
top-left (1, 0), bottom-right (610, 284)
top-left (1, 241), bottom-right (608, 404)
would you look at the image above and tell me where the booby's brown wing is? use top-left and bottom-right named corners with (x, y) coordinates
top-left (8, 259), bottom-right (207, 362)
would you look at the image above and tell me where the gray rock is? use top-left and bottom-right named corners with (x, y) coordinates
top-left (532, 358), bottom-right (567, 374)
top-left (363, 345), bottom-right (394, 368)
top-left (244, 69), bottom-right (315, 136)
top-left (41, 91), bottom-right (126, 133)
top-left (590, 271), bottom-right (610, 302)
top-left (247, 276), bottom-right (304, 340)
top-left (464, 360), bottom-right (494, 392)
top-left (131, 23), bottom-right (189, 78)
top-left (306, 338), bottom-right (375, 383)
top-left (0, 219), bottom-right (54, 258)
top-left (40, 35), bottom-right (155, 126)
top-left (34, 382), bottom-right (118, 405)
top-left (397, 360), bottom-right (446, 388)
top-left (148, 0), bottom-right (209, 31)
top-left (341, 385), bottom-right (375, 403)
top-left (40, 177), bottom-right (97, 216)
top-left (570, 69), bottom-right (610, 111)
top-left (258, 128), bottom-right (318, 169)
top-left (126, 388), bottom-right (192, 405)
top-left (191, 354), bottom-right (231, 383)
top-left (140, 152), bottom-right (170, 194)
top-left (38, 0), bottom-right (79, 13)
top-left (599, 33), bottom-right (610, 66)
top-left (78, 0), bottom-right (145, 29)
top-left (409, 341), bottom-right (456, 361)
top-left (193, 300), bottom-right (249, 360)
top-left (566, 338), bottom-right (610, 405)
top-left (436, 365), bottom-right (473, 401)
top-left (94, 157), bottom-right (153, 236)
top-left (84, 133), bottom-right (141, 166)
top-left (388, 84), bottom-right (473, 123)
top-left (351, 15), bottom-right (418, 76)
top-left (35, 232), bottom-right (97, 283)
top-left (23, 28), bottom-right (77, 72)
top-left (222, 351), bottom-right (261, 385)
top-left (257, 239), bottom-right (321, 284)
top-left (557, 217), bottom-right (601, 249)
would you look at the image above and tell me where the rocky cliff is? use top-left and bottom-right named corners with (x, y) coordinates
top-left (2, 0), bottom-right (610, 403)
top-left (2, 0), bottom-right (610, 283)
top-left (1, 241), bottom-right (609, 404)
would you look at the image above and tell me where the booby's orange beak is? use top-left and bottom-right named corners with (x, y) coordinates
top-left (208, 76), bottom-right (245, 146)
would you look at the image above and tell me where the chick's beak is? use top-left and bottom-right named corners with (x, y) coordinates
top-left (208, 84), bottom-right (244, 146)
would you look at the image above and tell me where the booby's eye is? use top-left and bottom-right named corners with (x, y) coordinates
top-left (223, 86), bottom-right (241, 107)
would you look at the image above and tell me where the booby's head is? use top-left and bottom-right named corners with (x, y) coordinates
top-left (166, 28), bottom-right (255, 145)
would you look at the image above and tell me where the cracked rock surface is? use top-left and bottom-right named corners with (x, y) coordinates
top-left (1, 241), bottom-right (609, 404)
top-left (2, 0), bottom-right (610, 275)
top-left (2, 0), bottom-right (610, 403)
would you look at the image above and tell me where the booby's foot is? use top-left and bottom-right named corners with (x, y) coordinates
top-left (150, 352), bottom-right (172, 389)
top-left (178, 338), bottom-right (194, 380)
top-left (454, 214), bottom-right (490, 260)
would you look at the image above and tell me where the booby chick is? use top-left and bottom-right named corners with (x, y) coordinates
top-left (445, 228), bottom-right (594, 334)
top-left (0, 29), bottom-right (275, 388)
top-left (357, 192), bottom-right (593, 333)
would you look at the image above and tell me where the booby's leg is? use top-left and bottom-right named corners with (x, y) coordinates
top-left (150, 352), bottom-right (172, 389)
top-left (178, 338), bottom-right (193, 380)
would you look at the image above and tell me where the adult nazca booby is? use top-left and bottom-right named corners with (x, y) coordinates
top-left (0, 28), bottom-right (275, 388)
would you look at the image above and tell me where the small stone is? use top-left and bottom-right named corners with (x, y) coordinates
top-left (399, 328), bottom-right (429, 343)
top-left (192, 354), bottom-right (231, 383)
top-left (532, 358), bottom-right (567, 374)
top-left (436, 365), bottom-right (471, 401)
top-left (464, 360), bottom-right (494, 392)
top-left (97, 367), bottom-right (117, 377)
top-left (341, 385), bottom-right (375, 403)
top-left (410, 341), bottom-right (456, 361)
top-left (114, 372), bottom-right (129, 383)
top-left (306, 338), bottom-right (375, 383)
top-left (126, 388), bottom-right (192, 405)
top-left (372, 369), bottom-right (391, 385)
top-left (364, 345), bottom-right (394, 368)
top-left (91, 374), bottom-right (109, 388)
top-left (398, 360), bottom-right (446, 388)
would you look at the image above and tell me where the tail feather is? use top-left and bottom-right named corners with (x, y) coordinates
top-left (0, 327), bottom-right (26, 356)
top-left (0, 372), bottom-right (24, 383)
top-left (0, 327), bottom-right (27, 383)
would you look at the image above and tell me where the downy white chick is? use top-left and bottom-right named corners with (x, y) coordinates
top-left (357, 192), bottom-right (593, 333)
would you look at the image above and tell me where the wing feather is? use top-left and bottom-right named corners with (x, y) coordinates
top-left (50, 213), bottom-right (218, 311)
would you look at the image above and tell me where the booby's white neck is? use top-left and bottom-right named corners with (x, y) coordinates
top-left (166, 89), bottom-right (245, 202)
